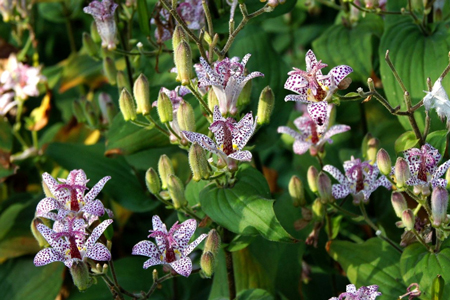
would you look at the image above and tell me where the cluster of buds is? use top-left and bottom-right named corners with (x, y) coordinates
top-left (200, 229), bottom-right (221, 278)
top-left (118, 74), bottom-right (153, 121)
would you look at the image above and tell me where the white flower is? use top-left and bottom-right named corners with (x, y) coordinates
top-left (423, 77), bottom-right (450, 128)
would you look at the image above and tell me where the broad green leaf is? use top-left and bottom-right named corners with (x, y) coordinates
top-left (313, 14), bottom-right (384, 82)
top-left (0, 203), bottom-right (26, 240)
top-left (400, 243), bottom-right (450, 300)
top-left (38, 0), bottom-right (82, 23)
top-left (237, 289), bottom-right (274, 300)
top-left (46, 143), bottom-right (157, 212)
top-left (137, 0), bottom-right (151, 36)
top-left (199, 164), bottom-right (294, 243)
top-left (426, 130), bottom-right (448, 156)
top-left (59, 54), bottom-right (105, 93)
top-left (185, 179), bottom-right (208, 207)
top-left (227, 235), bottom-right (256, 252)
top-left (394, 131), bottom-right (419, 153)
top-left (329, 238), bottom-right (405, 298)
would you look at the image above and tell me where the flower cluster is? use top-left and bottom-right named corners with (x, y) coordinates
top-left (329, 284), bottom-right (381, 300)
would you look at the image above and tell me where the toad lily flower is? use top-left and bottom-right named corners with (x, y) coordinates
top-left (423, 77), bottom-right (450, 129)
top-left (83, 0), bottom-right (118, 50)
top-left (285, 49), bottom-right (352, 127)
top-left (329, 284), bottom-right (382, 300)
top-left (182, 106), bottom-right (257, 165)
top-left (403, 143), bottom-right (450, 188)
top-left (324, 157), bottom-right (391, 204)
top-left (198, 54), bottom-right (264, 115)
top-left (132, 215), bottom-right (207, 277)
top-left (177, 0), bottom-right (205, 30)
top-left (36, 169), bottom-right (113, 224)
top-left (277, 104), bottom-right (350, 155)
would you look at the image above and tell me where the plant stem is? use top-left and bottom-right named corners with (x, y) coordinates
top-left (412, 228), bottom-right (433, 252)
top-left (144, 115), bottom-right (171, 136)
top-left (349, 1), bottom-right (403, 15)
top-left (187, 82), bottom-right (213, 116)
top-left (224, 229), bottom-right (236, 300)
top-left (329, 202), bottom-right (360, 218)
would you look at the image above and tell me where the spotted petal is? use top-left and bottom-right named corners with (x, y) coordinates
top-left (293, 140), bottom-right (311, 155)
top-left (285, 93), bottom-right (309, 103)
top-left (34, 248), bottom-right (64, 266)
top-left (307, 101), bottom-right (328, 127)
top-left (81, 199), bottom-right (105, 217)
top-left (228, 150), bottom-right (252, 161)
top-left (183, 131), bottom-right (218, 154)
top-left (170, 257), bottom-right (193, 277)
top-left (86, 243), bottom-right (111, 261)
top-left (84, 176), bottom-right (111, 204)
top-left (36, 197), bottom-right (61, 219)
top-left (182, 233), bottom-right (208, 257)
top-left (132, 240), bottom-right (164, 271)
top-left (232, 111), bottom-right (256, 150)
top-left (284, 74), bottom-right (308, 94)
top-left (37, 223), bottom-right (68, 254)
top-left (152, 215), bottom-right (168, 253)
top-left (323, 165), bottom-right (347, 185)
top-left (331, 184), bottom-right (351, 199)
top-left (277, 126), bottom-right (303, 140)
top-left (85, 219), bottom-right (113, 250)
top-left (433, 159), bottom-right (450, 180)
top-left (305, 49), bottom-right (319, 72)
top-left (173, 219), bottom-right (197, 252)
top-left (42, 173), bottom-right (66, 201)
top-left (328, 65), bottom-right (353, 85)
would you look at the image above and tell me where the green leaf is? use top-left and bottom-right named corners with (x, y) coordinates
top-left (185, 179), bottom-right (208, 207)
top-left (237, 289), bottom-right (274, 300)
top-left (46, 143), bottom-right (157, 212)
top-left (0, 203), bottom-right (27, 240)
top-left (426, 130), bottom-right (448, 156)
top-left (400, 243), bottom-right (450, 300)
top-left (395, 131), bottom-right (419, 153)
top-left (329, 238), bottom-right (406, 298)
top-left (312, 14), bottom-right (384, 82)
top-left (199, 164), bottom-right (294, 243)
top-left (0, 117), bottom-right (14, 180)
top-left (137, 0), bottom-right (151, 36)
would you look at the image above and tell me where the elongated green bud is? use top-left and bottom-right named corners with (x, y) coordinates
top-left (236, 80), bottom-right (252, 107)
top-left (73, 99), bottom-right (87, 123)
top-left (167, 174), bottom-right (187, 209)
top-left (391, 192), bottom-right (407, 218)
top-left (69, 260), bottom-right (92, 291)
top-left (367, 137), bottom-right (379, 164)
top-left (145, 168), bottom-right (161, 195)
top-left (289, 175), bottom-right (305, 207)
top-left (158, 154), bottom-right (175, 190)
top-left (189, 143), bottom-right (210, 181)
top-left (312, 198), bottom-right (325, 221)
top-left (90, 21), bottom-right (101, 43)
top-left (431, 275), bottom-right (444, 300)
top-left (203, 30), bottom-right (212, 45)
top-left (402, 209), bottom-right (415, 231)
top-left (116, 70), bottom-right (131, 95)
top-left (31, 217), bottom-right (50, 248)
top-left (200, 251), bottom-right (215, 278)
top-left (377, 148), bottom-right (391, 176)
top-left (395, 157), bottom-right (410, 188)
top-left (256, 86), bottom-right (274, 125)
top-left (157, 91), bottom-right (173, 123)
top-left (177, 100), bottom-right (196, 132)
top-left (172, 25), bottom-right (187, 51)
top-left (317, 172), bottom-right (332, 204)
top-left (175, 41), bottom-right (193, 86)
top-left (367, 77), bottom-right (375, 92)
top-left (119, 89), bottom-right (137, 121)
top-left (133, 74), bottom-right (151, 115)
top-left (83, 32), bottom-right (98, 57)
top-left (307, 166), bottom-right (319, 193)
top-left (431, 186), bottom-right (448, 227)
top-left (446, 168), bottom-right (450, 189)
top-left (152, 269), bottom-right (158, 282)
top-left (204, 229), bottom-right (220, 255)
top-left (207, 90), bottom-right (219, 111)
top-left (103, 57), bottom-right (117, 85)
top-left (84, 101), bottom-right (98, 127)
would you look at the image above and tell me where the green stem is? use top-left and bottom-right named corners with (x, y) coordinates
top-left (223, 229), bottom-right (236, 300)
top-left (329, 202), bottom-right (360, 218)
top-left (187, 82), bottom-right (213, 116)
top-left (349, 1), bottom-right (403, 15)
top-left (62, 2), bottom-right (77, 54)
top-left (144, 115), bottom-right (171, 136)
top-left (31, 131), bottom-right (39, 150)
top-left (166, 123), bottom-right (182, 141)
top-left (412, 228), bottom-right (433, 252)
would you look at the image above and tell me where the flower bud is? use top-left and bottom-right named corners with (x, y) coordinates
top-left (207, 90), bottom-right (219, 112)
top-left (172, 25), bottom-right (187, 51)
top-left (157, 91), bottom-right (173, 123)
top-left (395, 157), bottom-right (410, 188)
top-left (167, 174), bottom-right (187, 209)
top-left (289, 175), bottom-right (305, 207)
top-left (73, 99), bottom-right (87, 123)
top-left (431, 186), bottom-right (448, 226)
top-left (177, 100), bottom-right (196, 132)
top-left (203, 30), bottom-right (212, 45)
top-left (366, 137), bottom-right (379, 164)
top-left (312, 198), bottom-right (325, 221)
top-left (174, 41), bottom-right (193, 86)
top-left (98, 93), bottom-right (115, 124)
top-left (446, 168), bottom-right (450, 189)
top-left (83, 32), bottom-right (98, 57)
top-left (391, 192), bottom-right (407, 218)
top-left (367, 77), bottom-right (375, 91)
top-left (256, 86), bottom-right (274, 125)
top-left (189, 143), bottom-right (210, 181)
top-left (116, 70), bottom-right (131, 94)
top-left (431, 275), bottom-right (444, 300)
top-left (31, 217), bottom-right (50, 247)
top-left (90, 21), bottom-right (101, 43)
top-left (317, 172), bottom-right (332, 204)
top-left (145, 168), bottom-right (161, 195)
top-left (204, 229), bottom-right (221, 255)
top-left (376, 148), bottom-right (391, 176)
top-left (307, 166), bottom-right (319, 193)
top-left (133, 74), bottom-right (151, 115)
top-left (401, 209), bottom-right (415, 231)
top-left (103, 57), bottom-right (117, 85)
top-left (200, 251), bottom-right (215, 278)
top-left (119, 89), bottom-right (137, 121)
top-left (69, 260), bottom-right (92, 291)
top-left (85, 101), bottom-right (99, 127)
top-left (237, 80), bottom-right (252, 107)
top-left (158, 154), bottom-right (175, 190)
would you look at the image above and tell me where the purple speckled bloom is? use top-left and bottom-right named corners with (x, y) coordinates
top-left (324, 157), bottom-right (391, 204)
top-left (132, 215), bottom-right (207, 277)
top-left (34, 218), bottom-right (113, 268)
top-left (182, 105), bottom-right (257, 164)
top-left (36, 170), bottom-right (113, 225)
top-left (177, 0), bottom-right (205, 30)
top-left (284, 49), bottom-right (352, 127)
top-left (198, 54), bottom-right (264, 115)
top-left (329, 284), bottom-right (381, 300)
top-left (277, 104), bottom-right (350, 155)
top-left (403, 143), bottom-right (450, 188)
top-left (83, 0), bottom-right (118, 50)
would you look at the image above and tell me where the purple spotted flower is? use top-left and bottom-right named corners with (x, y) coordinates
top-left (36, 169), bottom-right (113, 225)
top-left (324, 157), bottom-right (391, 204)
top-left (285, 49), bottom-right (352, 127)
top-left (83, 0), bottom-right (118, 50)
top-left (277, 104), bottom-right (350, 155)
top-left (34, 218), bottom-right (113, 268)
top-left (329, 284), bottom-right (381, 300)
top-left (198, 54), bottom-right (264, 115)
top-left (403, 143), bottom-right (450, 188)
top-left (177, 0), bottom-right (205, 30)
top-left (132, 215), bottom-right (207, 277)
top-left (182, 105), bottom-right (257, 165)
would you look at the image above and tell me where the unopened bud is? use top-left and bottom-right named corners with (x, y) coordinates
top-left (431, 275), bottom-right (444, 300)
top-left (367, 77), bottom-right (375, 91)
top-left (152, 269), bottom-right (158, 282)
top-left (157, 91), bottom-right (173, 123)
top-left (189, 143), bottom-right (210, 181)
top-left (158, 154), bottom-right (175, 190)
top-left (431, 186), bottom-right (448, 226)
top-left (312, 198), bottom-right (325, 221)
top-left (289, 175), bottom-right (305, 207)
top-left (119, 89), bottom-right (137, 121)
top-left (98, 93), bottom-right (115, 124)
top-left (446, 168), bottom-right (450, 189)
top-left (133, 74), bottom-right (151, 115)
top-left (391, 192), bottom-right (407, 218)
top-left (116, 70), bottom-right (131, 94)
top-left (73, 99), bottom-right (87, 123)
top-left (204, 229), bottom-right (221, 255)
top-left (90, 21), bottom-right (101, 43)
top-left (172, 25), bottom-right (186, 51)
top-left (145, 168), bottom-right (161, 194)
top-left (401, 209), bottom-right (415, 231)
top-left (84, 101), bottom-right (99, 127)
top-left (207, 90), bottom-right (219, 112)
top-left (69, 260), bottom-right (92, 291)
top-left (177, 100), bottom-right (196, 132)
top-left (167, 174), bottom-right (187, 209)
top-left (203, 30), bottom-right (212, 45)
top-left (31, 218), bottom-right (50, 247)
top-left (103, 57), bottom-right (117, 85)
top-left (83, 32), bottom-right (98, 57)
top-left (377, 148), bottom-right (391, 176)
top-left (307, 166), bottom-right (319, 193)
top-left (395, 157), bottom-right (410, 188)
top-left (200, 251), bottom-right (215, 278)
top-left (237, 80), bottom-right (252, 107)
top-left (175, 41), bottom-right (193, 86)
top-left (317, 172), bottom-right (332, 204)
top-left (256, 86), bottom-right (274, 125)
top-left (367, 137), bottom-right (379, 164)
